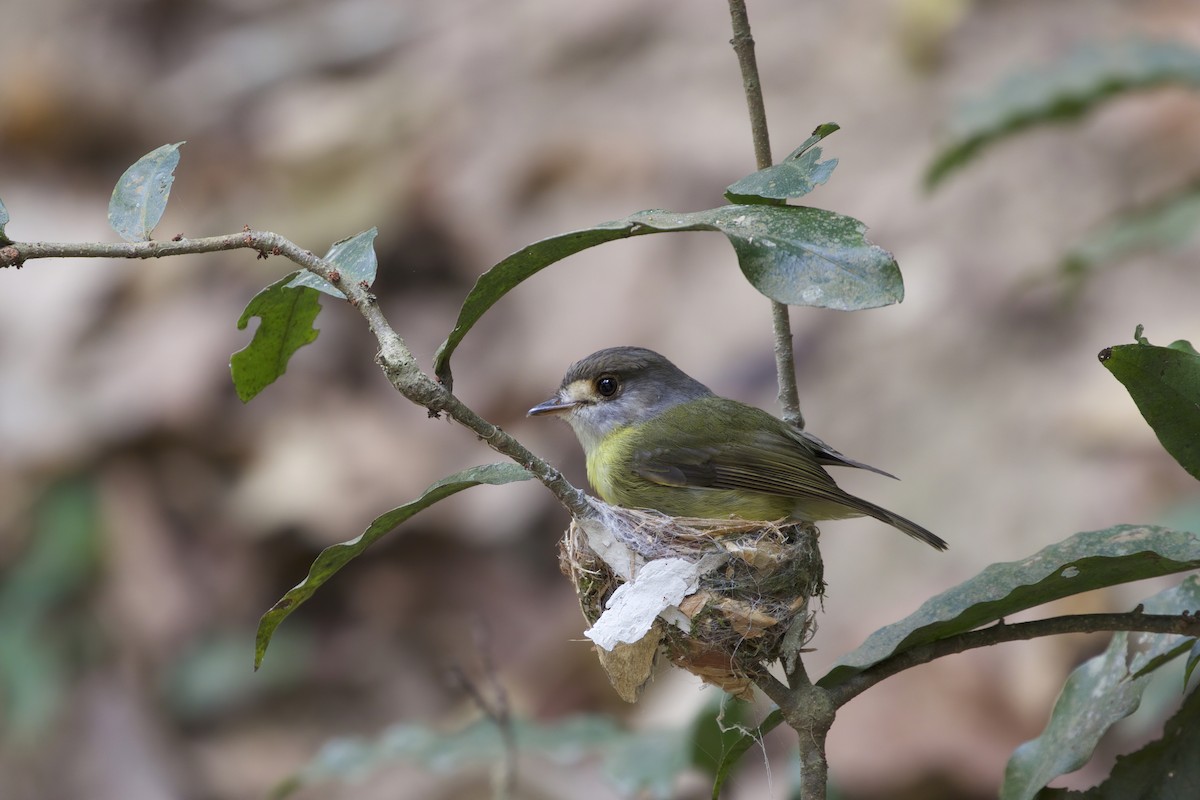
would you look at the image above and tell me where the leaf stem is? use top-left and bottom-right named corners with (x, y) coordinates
top-left (1, 233), bottom-right (593, 520)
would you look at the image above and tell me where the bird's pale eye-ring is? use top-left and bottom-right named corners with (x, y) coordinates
top-left (595, 374), bottom-right (620, 397)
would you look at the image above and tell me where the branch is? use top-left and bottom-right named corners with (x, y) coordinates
top-left (726, 0), bottom-right (803, 429)
top-left (751, 669), bottom-right (833, 800)
top-left (828, 609), bottom-right (1200, 707)
top-left (1, 232), bottom-right (593, 520)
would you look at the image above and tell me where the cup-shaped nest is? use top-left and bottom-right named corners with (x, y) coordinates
top-left (560, 502), bottom-right (824, 701)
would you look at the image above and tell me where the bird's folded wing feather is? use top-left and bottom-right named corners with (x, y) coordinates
top-left (631, 431), bottom-right (849, 503)
top-left (787, 428), bottom-right (898, 479)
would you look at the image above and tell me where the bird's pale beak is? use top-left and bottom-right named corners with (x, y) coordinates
top-left (528, 395), bottom-right (578, 417)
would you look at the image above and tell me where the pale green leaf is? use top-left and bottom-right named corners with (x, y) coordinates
top-left (725, 123), bottom-right (841, 203)
top-left (1000, 576), bottom-right (1200, 800)
top-left (287, 227), bottom-right (378, 298)
top-left (1061, 184), bottom-right (1200, 278)
top-left (108, 142), bottom-right (184, 242)
top-left (928, 41), bottom-right (1200, 187)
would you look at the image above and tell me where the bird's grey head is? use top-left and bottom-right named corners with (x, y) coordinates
top-left (527, 346), bottom-right (713, 453)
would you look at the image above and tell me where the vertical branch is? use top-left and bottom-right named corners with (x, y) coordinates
top-left (728, 2), bottom-right (828, 797)
top-left (726, 0), bottom-right (805, 429)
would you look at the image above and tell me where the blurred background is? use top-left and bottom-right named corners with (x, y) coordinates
top-left (3, 0), bottom-right (1200, 798)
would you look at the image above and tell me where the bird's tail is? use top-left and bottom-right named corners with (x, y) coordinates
top-left (848, 495), bottom-right (948, 551)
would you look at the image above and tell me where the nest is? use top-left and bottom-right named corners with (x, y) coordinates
top-left (559, 501), bottom-right (825, 701)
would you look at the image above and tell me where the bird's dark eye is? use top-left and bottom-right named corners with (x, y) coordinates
top-left (595, 375), bottom-right (620, 397)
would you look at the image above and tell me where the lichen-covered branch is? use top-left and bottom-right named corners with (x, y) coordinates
top-left (1, 232), bottom-right (593, 520)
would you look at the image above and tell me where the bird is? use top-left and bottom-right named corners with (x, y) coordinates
top-left (528, 346), bottom-right (947, 550)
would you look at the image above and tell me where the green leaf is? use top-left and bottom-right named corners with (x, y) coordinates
top-left (254, 463), bottom-right (533, 669)
top-left (0, 195), bottom-right (9, 243)
top-left (271, 715), bottom-right (624, 799)
top-left (1057, 684), bottom-right (1200, 800)
top-left (0, 477), bottom-right (102, 741)
top-left (710, 709), bottom-right (782, 799)
top-left (820, 525), bottom-right (1200, 689)
top-left (927, 40), bottom-right (1200, 188)
top-left (269, 711), bottom-right (710, 800)
top-left (1185, 640), bottom-right (1200, 691)
top-left (230, 274), bottom-right (322, 403)
top-left (1000, 576), bottom-right (1200, 800)
top-left (1060, 184), bottom-right (1200, 279)
top-left (1099, 335), bottom-right (1200, 481)
top-left (687, 693), bottom-right (751, 779)
top-left (725, 123), bottom-right (841, 203)
top-left (287, 228), bottom-right (378, 298)
top-left (1169, 339), bottom-right (1200, 357)
top-left (434, 205), bottom-right (901, 387)
top-left (107, 142), bottom-right (184, 242)
top-left (602, 729), bottom-right (691, 800)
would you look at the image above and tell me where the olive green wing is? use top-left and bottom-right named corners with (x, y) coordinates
top-left (626, 400), bottom-right (948, 549)
top-left (787, 428), bottom-right (898, 479)
top-left (630, 428), bottom-right (849, 503)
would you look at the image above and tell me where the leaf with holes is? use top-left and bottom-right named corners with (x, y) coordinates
top-left (230, 274), bottom-right (321, 402)
top-left (725, 123), bottom-right (840, 203)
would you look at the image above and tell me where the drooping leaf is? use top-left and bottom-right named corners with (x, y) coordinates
top-left (0, 195), bottom-right (9, 242)
top-left (108, 142), bottom-right (184, 242)
top-left (1049, 684), bottom-right (1200, 800)
top-left (1099, 333), bottom-right (1200, 481)
top-left (287, 227), bottom-right (378, 298)
top-left (1000, 576), bottom-right (1200, 800)
top-left (254, 463), bottom-right (533, 669)
top-left (434, 205), bottom-right (901, 387)
top-left (820, 525), bottom-right (1200, 689)
top-left (725, 123), bottom-right (841, 203)
top-left (927, 40), bottom-right (1200, 187)
top-left (230, 274), bottom-right (322, 403)
top-left (1061, 183), bottom-right (1200, 279)
top-left (1185, 639), bottom-right (1200, 691)
top-left (710, 708), bottom-right (782, 799)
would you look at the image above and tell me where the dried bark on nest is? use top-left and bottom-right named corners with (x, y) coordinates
top-left (559, 503), bottom-right (825, 701)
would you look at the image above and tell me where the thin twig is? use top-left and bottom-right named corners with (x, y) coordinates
top-left (1, 233), bottom-right (593, 520)
top-left (448, 618), bottom-right (518, 800)
top-left (726, 0), bottom-right (804, 429)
